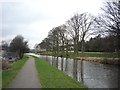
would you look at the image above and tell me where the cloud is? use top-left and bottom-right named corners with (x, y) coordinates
top-left (1, 0), bottom-right (104, 49)
top-left (1, 1), bottom-right (52, 42)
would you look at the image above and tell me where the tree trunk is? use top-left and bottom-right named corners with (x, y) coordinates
top-left (81, 39), bottom-right (85, 53)
top-left (65, 58), bottom-right (68, 72)
top-left (19, 53), bottom-right (24, 59)
top-left (74, 38), bottom-right (78, 56)
top-left (66, 40), bottom-right (69, 57)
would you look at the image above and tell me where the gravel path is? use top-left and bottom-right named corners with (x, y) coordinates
top-left (8, 56), bottom-right (41, 88)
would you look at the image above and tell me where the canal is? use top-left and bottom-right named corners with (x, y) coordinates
top-left (28, 53), bottom-right (120, 88)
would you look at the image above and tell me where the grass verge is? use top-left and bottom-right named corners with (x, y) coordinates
top-left (0, 71), bottom-right (2, 89)
top-left (41, 52), bottom-right (120, 58)
top-left (2, 55), bottom-right (29, 88)
top-left (34, 56), bottom-right (87, 88)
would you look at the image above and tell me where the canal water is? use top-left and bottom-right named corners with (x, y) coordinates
top-left (28, 53), bottom-right (120, 88)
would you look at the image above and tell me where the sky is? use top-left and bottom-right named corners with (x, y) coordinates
top-left (0, 0), bottom-right (105, 49)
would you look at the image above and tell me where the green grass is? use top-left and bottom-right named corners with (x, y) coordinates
top-left (2, 55), bottom-right (29, 88)
top-left (34, 56), bottom-right (87, 88)
top-left (78, 52), bottom-right (120, 58)
top-left (0, 71), bottom-right (2, 89)
top-left (42, 51), bottom-right (120, 58)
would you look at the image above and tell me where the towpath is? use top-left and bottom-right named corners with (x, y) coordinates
top-left (8, 56), bottom-right (41, 88)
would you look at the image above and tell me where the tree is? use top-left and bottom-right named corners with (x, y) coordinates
top-left (49, 27), bottom-right (60, 55)
top-left (1, 40), bottom-right (9, 51)
top-left (66, 13), bottom-right (82, 55)
top-left (39, 37), bottom-right (52, 51)
top-left (66, 13), bottom-right (95, 54)
top-left (45, 25), bottom-right (67, 55)
top-left (79, 13), bottom-right (95, 52)
top-left (85, 34), bottom-right (104, 52)
top-left (57, 25), bottom-right (68, 56)
top-left (9, 35), bottom-right (29, 59)
top-left (96, 1), bottom-right (120, 52)
top-left (84, 34), bottom-right (116, 52)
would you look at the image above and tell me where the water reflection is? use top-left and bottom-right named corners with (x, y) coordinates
top-left (38, 55), bottom-right (119, 88)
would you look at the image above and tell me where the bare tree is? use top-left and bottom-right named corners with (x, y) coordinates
top-left (51, 27), bottom-right (60, 56)
top-left (66, 13), bottom-right (82, 55)
top-left (46, 27), bottom-right (61, 56)
top-left (59, 26), bottom-right (66, 55)
top-left (45, 25), bottom-right (69, 56)
top-left (66, 13), bottom-right (95, 54)
top-left (96, 1), bottom-right (120, 52)
top-left (80, 13), bottom-right (95, 52)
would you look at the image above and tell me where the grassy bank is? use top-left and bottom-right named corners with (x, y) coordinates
top-left (40, 52), bottom-right (120, 58)
top-left (34, 56), bottom-right (87, 88)
top-left (0, 71), bottom-right (2, 89)
top-left (2, 55), bottom-right (29, 88)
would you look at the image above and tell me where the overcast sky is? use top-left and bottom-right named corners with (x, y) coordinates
top-left (1, 0), bottom-right (105, 49)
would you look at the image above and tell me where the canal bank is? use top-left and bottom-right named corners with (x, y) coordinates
top-left (37, 52), bottom-right (120, 65)
top-left (38, 54), bottom-right (119, 88)
top-left (76, 57), bottom-right (120, 65)
top-left (33, 56), bottom-right (87, 88)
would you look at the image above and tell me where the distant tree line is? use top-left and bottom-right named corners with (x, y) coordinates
top-left (81, 34), bottom-right (117, 52)
top-left (35, 1), bottom-right (120, 54)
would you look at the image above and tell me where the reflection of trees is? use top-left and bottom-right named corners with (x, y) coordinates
top-left (56, 57), bottom-right (59, 68)
top-left (50, 56), bottom-right (84, 83)
top-left (46, 56), bottom-right (48, 62)
top-left (61, 57), bottom-right (64, 71)
top-left (118, 69), bottom-right (120, 88)
top-left (80, 60), bottom-right (83, 83)
top-left (65, 58), bottom-right (68, 72)
top-left (73, 59), bottom-right (78, 80)
top-left (52, 56), bottom-right (55, 66)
